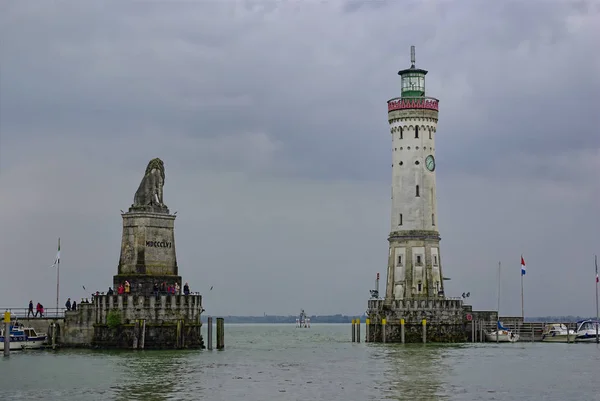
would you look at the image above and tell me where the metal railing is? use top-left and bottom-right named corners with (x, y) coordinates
top-left (387, 96), bottom-right (439, 112)
top-left (2, 307), bottom-right (67, 319)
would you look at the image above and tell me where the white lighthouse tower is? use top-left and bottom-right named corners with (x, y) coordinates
top-left (384, 46), bottom-right (444, 302)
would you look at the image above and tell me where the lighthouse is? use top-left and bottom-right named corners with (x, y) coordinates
top-left (384, 46), bottom-right (444, 302)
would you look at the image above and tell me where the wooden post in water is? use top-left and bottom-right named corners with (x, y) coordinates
top-left (356, 318), bottom-right (361, 343)
top-left (422, 319), bottom-right (427, 343)
top-left (566, 322), bottom-right (570, 343)
top-left (400, 319), bottom-right (405, 344)
top-left (3, 311), bottom-right (10, 357)
top-left (216, 317), bottom-right (224, 350)
top-left (207, 317), bottom-right (213, 350)
top-left (351, 319), bottom-right (356, 343)
top-left (382, 318), bottom-right (387, 343)
top-left (140, 319), bottom-right (146, 349)
top-left (365, 318), bottom-right (370, 343)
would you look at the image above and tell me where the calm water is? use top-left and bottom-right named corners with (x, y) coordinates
top-left (1, 323), bottom-right (600, 400)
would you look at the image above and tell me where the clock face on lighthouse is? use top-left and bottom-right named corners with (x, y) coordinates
top-left (425, 155), bottom-right (435, 172)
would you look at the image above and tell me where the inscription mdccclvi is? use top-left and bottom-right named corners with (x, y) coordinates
top-left (146, 240), bottom-right (172, 248)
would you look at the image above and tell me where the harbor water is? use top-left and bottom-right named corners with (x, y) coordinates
top-left (1, 323), bottom-right (599, 400)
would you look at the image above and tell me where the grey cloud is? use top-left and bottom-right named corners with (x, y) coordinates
top-left (0, 1), bottom-right (599, 316)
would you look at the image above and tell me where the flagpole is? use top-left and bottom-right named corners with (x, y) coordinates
top-left (56, 237), bottom-right (60, 318)
top-left (595, 255), bottom-right (598, 344)
top-left (521, 272), bottom-right (524, 322)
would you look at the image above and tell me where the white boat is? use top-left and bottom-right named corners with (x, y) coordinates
top-left (573, 319), bottom-right (600, 343)
top-left (0, 323), bottom-right (48, 350)
top-left (541, 323), bottom-right (576, 343)
top-left (486, 321), bottom-right (520, 343)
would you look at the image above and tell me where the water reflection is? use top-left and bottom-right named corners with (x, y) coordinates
top-left (111, 350), bottom-right (204, 401)
top-left (374, 344), bottom-right (457, 401)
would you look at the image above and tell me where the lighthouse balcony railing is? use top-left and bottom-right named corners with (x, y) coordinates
top-left (387, 96), bottom-right (439, 112)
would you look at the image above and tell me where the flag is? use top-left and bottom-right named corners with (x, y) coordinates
top-left (50, 238), bottom-right (60, 268)
top-left (521, 255), bottom-right (526, 276)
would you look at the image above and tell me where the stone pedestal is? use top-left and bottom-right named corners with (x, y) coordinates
top-left (115, 210), bottom-right (180, 296)
top-left (366, 298), bottom-right (467, 343)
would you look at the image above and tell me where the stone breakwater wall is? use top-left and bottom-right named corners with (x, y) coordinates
top-left (366, 299), bottom-right (467, 343)
top-left (60, 294), bottom-right (203, 349)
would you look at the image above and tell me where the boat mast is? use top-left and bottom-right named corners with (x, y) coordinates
top-left (594, 255), bottom-right (600, 344)
top-left (496, 261), bottom-right (501, 342)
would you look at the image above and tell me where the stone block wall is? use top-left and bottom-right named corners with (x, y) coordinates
top-left (92, 322), bottom-right (203, 349)
top-left (366, 298), bottom-right (466, 343)
top-left (62, 302), bottom-right (96, 347)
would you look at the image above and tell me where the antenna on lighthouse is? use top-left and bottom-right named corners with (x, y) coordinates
top-left (410, 45), bottom-right (416, 68)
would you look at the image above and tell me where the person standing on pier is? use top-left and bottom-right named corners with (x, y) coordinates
top-left (65, 298), bottom-right (72, 311)
top-left (28, 300), bottom-right (34, 318)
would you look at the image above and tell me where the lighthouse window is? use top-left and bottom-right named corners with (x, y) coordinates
top-left (429, 129), bottom-right (432, 140)
top-left (415, 126), bottom-right (419, 139)
top-left (417, 283), bottom-right (422, 292)
top-left (416, 255), bottom-right (422, 265)
top-left (397, 255), bottom-right (403, 265)
top-left (399, 127), bottom-right (403, 139)
top-left (415, 160), bottom-right (420, 165)
top-left (399, 161), bottom-right (403, 166)
top-left (399, 214), bottom-right (403, 225)
top-left (432, 213), bottom-right (435, 226)
top-left (416, 185), bottom-right (420, 197)
top-left (434, 255), bottom-right (438, 265)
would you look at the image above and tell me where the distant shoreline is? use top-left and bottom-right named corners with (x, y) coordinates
top-left (200, 315), bottom-right (597, 324)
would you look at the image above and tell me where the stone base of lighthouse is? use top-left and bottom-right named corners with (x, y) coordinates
top-left (366, 298), bottom-right (468, 343)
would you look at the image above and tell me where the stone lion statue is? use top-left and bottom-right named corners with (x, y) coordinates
top-left (132, 158), bottom-right (167, 211)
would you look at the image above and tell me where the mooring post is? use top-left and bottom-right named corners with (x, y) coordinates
top-left (140, 319), bottom-right (146, 349)
top-left (566, 322), bottom-right (570, 343)
top-left (356, 318), bottom-right (361, 343)
top-left (207, 317), bottom-right (213, 350)
top-left (3, 310), bottom-right (10, 357)
top-left (180, 319), bottom-right (186, 348)
top-left (382, 318), bottom-right (387, 343)
top-left (400, 318), bottom-right (405, 344)
top-left (51, 322), bottom-right (57, 349)
top-left (365, 318), bottom-right (370, 343)
top-left (480, 320), bottom-right (484, 342)
top-left (133, 320), bottom-right (140, 349)
top-left (216, 317), bottom-right (224, 350)
top-left (531, 324), bottom-right (534, 342)
top-left (351, 319), bottom-right (356, 343)
top-left (422, 319), bottom-right (427, 344)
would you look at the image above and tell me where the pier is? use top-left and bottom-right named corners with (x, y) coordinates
top-left (353, 317), bottom-right (586, 343)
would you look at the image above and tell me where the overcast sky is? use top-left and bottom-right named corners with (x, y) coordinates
top-left (1, 0), bottom-right (598, 317)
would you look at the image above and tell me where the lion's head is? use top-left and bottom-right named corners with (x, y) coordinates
top-left (144, 158), bottom-right (165, 180)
